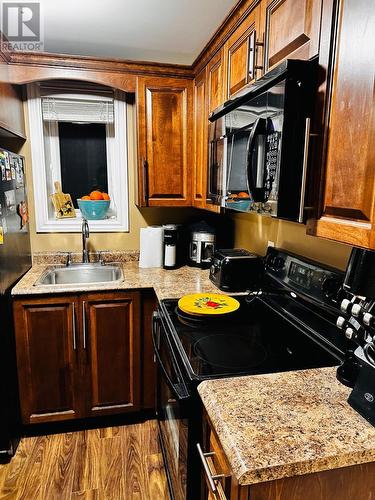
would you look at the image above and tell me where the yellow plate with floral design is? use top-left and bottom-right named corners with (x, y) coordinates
top-left (178, 293), bottom-right (240, 316)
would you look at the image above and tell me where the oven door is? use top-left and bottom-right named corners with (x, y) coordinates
top-left (153, 311), bottom-right (191, 500)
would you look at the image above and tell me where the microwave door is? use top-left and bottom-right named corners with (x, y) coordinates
top-left (208, 137), bottom-right (226, 206)
top-left (247, 117), bottom-right (268, 203)
top-left (225, 128), bottom-right (253, 211)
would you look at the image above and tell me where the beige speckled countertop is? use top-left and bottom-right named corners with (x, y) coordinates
top-left (12, 261), bottom-right (221, 300)
top-left (198, 367), bottom-right (375, 486)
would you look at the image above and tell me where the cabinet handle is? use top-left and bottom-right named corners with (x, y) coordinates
top-left (142, 157), bottom-right (149, 206)
top-left (72, 302), bottom-right (77, 350)
top-left (248, 31), bottom-right (256, 81)
top-left (298, 117), bottom-right (311, 223)
top-left (254, 40), bottom-right (264, 71)
top-left (196, 443), bottom-right (226, 497)
top-left (82, 301), bottom-right (87, 350)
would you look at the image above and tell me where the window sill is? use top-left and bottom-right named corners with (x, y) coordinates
top-left (37, 216), bottom-right (129, 233)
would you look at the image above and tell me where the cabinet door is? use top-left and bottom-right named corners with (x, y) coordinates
top-left (207, 49), bottom-right (225, 115)
top-left (193, 68), bottom-right (208, 209)
top-left (0, 82), bottom-right (26, 139)
top-left (13, 296), bottom-right (81, 424)
top-left (224, 4), bottom-right (263, 98)
top-left (264, 0), bottom-right (322, 71)
top-left (309, 0), bottom-right (375, 249)
top-left (82, 292), bottom-right (141, 416)
top-left (137, 76), bottom-right (193, 207)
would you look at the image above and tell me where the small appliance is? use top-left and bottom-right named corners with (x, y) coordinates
top-left (207, 59), bottom-right (317, 222)
top-left (153, 247), bottom-right (347, 500)
top-left (188, 222), bottom-right (216, 268)
top-left (163, 224), bottom-right (179, 269)
top-left (209, 248), bottom-right (263, 292)
top-left (335, 248), bottom-right (375, 426)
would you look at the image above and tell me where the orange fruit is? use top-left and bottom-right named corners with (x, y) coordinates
top-left (90, 190), bottom-right (103, 200)
top-left (102, 192), bottom-right (110, 200)
top-left (81, 195), bottom-right (91, 200)
top-left (237, 191), bottom-right (249, 198)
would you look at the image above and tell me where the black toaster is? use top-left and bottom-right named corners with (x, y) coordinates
top-left (209, 248), bottom-right (263, 292)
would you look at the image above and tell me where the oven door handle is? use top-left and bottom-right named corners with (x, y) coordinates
top-left (246, 117), bottom-right (267, 202)
top-left (152, 312), bottom-right (190, 401)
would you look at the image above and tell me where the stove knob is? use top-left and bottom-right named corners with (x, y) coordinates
top-left (341, 299), bottom-right (352, 314)
top-left (363, 313), bottom-right (374, 327)
top-left (351, 303), bottom-right (362, 317)
top-left (345, 327), bottom-right (355, 340)
top-left (336, 316), bottom-right (346, 329)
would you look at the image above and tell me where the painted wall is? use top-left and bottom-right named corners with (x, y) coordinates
top-left (231, 211), bottom-right (352, 270)
top-left (2, 102), bottom-right (198, 254)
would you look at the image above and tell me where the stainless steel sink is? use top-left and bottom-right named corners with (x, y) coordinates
top-left (34, 263), bottom-right (124, 286)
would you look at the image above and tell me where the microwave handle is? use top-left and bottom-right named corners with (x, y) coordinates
top-left (298, 117), bottom-right (311, 223)
top-left (246, 117), bottom-right (267, 202)
top-left (151, 312), bottom-right (190, 401)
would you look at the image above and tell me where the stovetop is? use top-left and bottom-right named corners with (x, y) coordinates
top-left (158, 248), bottom-right (349, 381)
top-left (160, 295), bottom-right (345, 380)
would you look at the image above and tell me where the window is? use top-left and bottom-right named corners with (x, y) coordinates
top-left (58, 122), bottom-right (108, 208)
top-left (27, 83), bottom-right (129, 232)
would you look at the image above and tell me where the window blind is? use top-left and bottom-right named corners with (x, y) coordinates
top-left (42, 95), bottom-right (114, 123)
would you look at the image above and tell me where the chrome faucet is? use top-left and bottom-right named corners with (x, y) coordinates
top-left (82, 218), bottom-right (90, 263)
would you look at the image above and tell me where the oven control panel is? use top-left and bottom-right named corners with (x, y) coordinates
top-left (265, 247), bottom-right (344, 308)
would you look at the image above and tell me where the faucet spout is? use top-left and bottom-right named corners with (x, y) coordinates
top-left (82, 218), bottom-right (90, 263)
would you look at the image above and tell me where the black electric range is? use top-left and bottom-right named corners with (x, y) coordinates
top-left (153, 247), bottom-right (349, 500)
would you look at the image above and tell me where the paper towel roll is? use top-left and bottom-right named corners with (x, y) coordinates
top-left (139, 226), bottom-right (164, 268)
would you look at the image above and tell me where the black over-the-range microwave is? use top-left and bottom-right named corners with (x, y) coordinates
top-left (207, 59), bottom-right (317, 222)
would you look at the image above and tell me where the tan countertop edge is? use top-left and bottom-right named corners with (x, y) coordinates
top-left (11, 261), bottom-right (226, 301)
top-left (198, 368), bottom-right (375, 486)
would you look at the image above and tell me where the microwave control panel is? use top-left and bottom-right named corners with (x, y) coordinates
top-left (265, 131), bottom-right (281, 199)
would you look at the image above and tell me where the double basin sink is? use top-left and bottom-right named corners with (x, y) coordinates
top-left (35, 262), bottom-right (124, 287)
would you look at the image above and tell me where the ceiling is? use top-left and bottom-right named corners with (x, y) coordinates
top-left (37, 0), bottom-right (238, 64)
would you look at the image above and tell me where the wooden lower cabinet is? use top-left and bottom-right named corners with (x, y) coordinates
top-left (13, 295), bottom-right (81, 424)
top-left (13, 291), bottom-right (144, 424)
top-left (82, 292), bottom-right (141, 417)
top-left (201, 414), bottom-right (375, 500)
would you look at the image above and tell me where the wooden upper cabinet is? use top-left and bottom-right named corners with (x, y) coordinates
top-left (223, 2), bottom-right (263, 99)
top-left (264, 0), bottom-right (322, 71)
top-left (13, 296), bottom-right (81, 424)
top-left (207, 49), bottom-right (225, 115)
top-left (82, 292), bottom-right (141, 416)
top-left (193, 68), bottom-right (208, 208)
top-left (136, 76), bottom-right (193, 207)
top-left (309, 0), bottom-right (375, 249)
top-left (0, 82), bottom-right (26, 139)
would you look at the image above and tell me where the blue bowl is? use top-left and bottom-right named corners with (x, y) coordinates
top-left (77, 199), bottom-right (110, 220)
top-left (226, 199), bottom-right (251, 212)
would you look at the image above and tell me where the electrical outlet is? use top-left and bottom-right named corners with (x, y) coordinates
top-left (267, 240), bottom-right (275, 248)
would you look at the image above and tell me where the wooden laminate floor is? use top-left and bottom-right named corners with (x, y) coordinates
top-left (0, 420), bottom-right (169, 500)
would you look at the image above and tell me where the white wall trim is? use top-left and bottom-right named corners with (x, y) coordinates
top-left (27, 83), bottom-right (129, 233)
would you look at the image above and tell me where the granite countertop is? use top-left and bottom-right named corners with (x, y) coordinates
top-left (198, 367), bottom-right (375, 486)
top-left (12, 261), bottom-right (221, 301)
